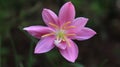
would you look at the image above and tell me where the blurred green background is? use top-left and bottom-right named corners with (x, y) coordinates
top-left (1, 0), bottom-right (120, 67)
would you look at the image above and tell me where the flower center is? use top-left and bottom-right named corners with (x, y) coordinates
top-left (54, 29), bottom-right (65, 45)
top-left (56, 30), bottom-right (65, 40)
top-left (42, 22), bottom-right (76, 46)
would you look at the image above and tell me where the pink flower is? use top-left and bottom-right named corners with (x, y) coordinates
top-left (23, 2), bottom-right (96, 62)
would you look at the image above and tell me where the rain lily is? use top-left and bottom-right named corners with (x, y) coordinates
top-left (23, 2), bottom-right (96, 62)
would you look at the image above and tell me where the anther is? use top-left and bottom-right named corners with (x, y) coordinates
top-left (49, 22), bottom-right (59, 29)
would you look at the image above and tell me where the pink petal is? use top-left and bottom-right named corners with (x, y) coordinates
top-left (23, 26), bottom-right (54, 39)
top-left (34, 36), bottom-right (55, 54)
top-left (67, 17), bottom-right (89, 34)
top-left (55, 41), bottom-right (67, 50)
top-left (73, 27), bottom-right (96, 40)
top-left (42, 9), bottom-right (58, 27)
top-left (72, 17), bottom-right (88, 30)
top-left (59, 2), bottom-right (75, 25)
top-left (59, 39), bottom-right (78, 62)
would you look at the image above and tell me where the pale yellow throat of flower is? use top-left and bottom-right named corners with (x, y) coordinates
top-left (41, 22), bottom-right (76, 47)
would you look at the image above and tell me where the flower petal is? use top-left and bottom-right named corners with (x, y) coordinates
top-left (34, 36), bottom-right (55, 54)
top-left (23, 26), bottom-right (54, 39)
top-left (72, 17), bottom-right (88, 30)
top-left (55, 41), bottom-right (67, 50)
top-left (42, 9), bottom-right (58, 27)
top-left (73, 27), bottom-right (96, 40)
top-left (59, 2), bottom-right (75, 25)
top-left (67, 17), bottom-right (89, 34)
top-left (59, 39), bottom-right (78, 62)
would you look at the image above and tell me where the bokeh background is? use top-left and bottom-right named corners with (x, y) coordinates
top-left (1, 0), bottom-right (120, 67)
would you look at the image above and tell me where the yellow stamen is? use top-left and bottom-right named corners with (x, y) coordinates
top-left (63, 36), bottom-right (71, 47)
top-left (64, 26), bottom-right (76, 29)
top-left (49, 22), bottom-right (58, 29)
top-left (62, 38), bottom-right (65, 41)
top-left (41, 33), bottom-right (54, 38)
top-left (62, 21), bottom-right (71, 27)
top-left (66, 34), bottom-right (76, 36)
top-left (56, 36), bottom-right (59, 41)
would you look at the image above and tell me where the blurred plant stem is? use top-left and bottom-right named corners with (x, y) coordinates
top-left (9, 32), bottom-right (19, 67)
top-left (99, 59), bottom-right (108, 67)
top-left (27, 40), bottom-right (34, 67)
top-left (0, 36), bottom-right (2, 67)
top-left (22, 31), bottom-right (34, 67)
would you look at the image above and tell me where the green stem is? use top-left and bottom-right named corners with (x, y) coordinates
top-left (0, 36), bottom-right (2, 67)
top-left (9, 33), bottom-right (19, 67)
top-left (22, 30), bottom-right (35, 67)
top-left (27, 41), bottom-right (34, 67)
top-left (99, 59), bottom-right (108, 67)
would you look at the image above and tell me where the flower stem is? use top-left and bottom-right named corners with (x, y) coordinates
top-left (0, 36), bottom-right (2, 67)
top-left (9, 33), bottom-right (19, 67)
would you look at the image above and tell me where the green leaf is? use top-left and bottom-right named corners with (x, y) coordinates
top-left (72, 63), bottom-right (84, 67)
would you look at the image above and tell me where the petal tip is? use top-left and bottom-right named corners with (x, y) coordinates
top-left (34, 49), bottom-right (43, 54)
top-left (34, 50), bottom-right (40, 54)
top-left (66, 57), bottom-right (77, 63)
top-left (93, 31), bottom-right (97, 35)
top-left (43, 8), bottom-right (52, 13)
top-left (34, 49), bottom-right (39, 54)
top-left (66, 1), bottom-right (74, 8)
top-left (69, 59), bottom-right (76, 63)
top-left (81, 17), bottom-right (89, 21)
top-left (23, 27), bottom-right (28, 30)
top-left (90, 28), bottom-right (97, 35)
top-left (42, 8), bottom-right (50, 14)
top-left (42, 9), bottom-right (47, 13)
top-left (43, 8), bottom-right (48, 11)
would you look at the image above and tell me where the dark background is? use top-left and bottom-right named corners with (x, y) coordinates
top-left (1, 0), bottom-right (120, 67)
